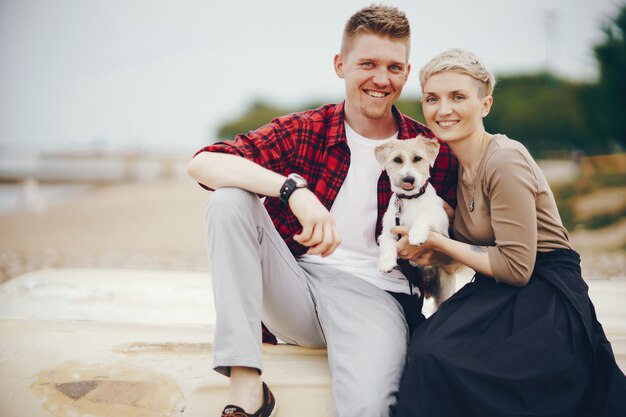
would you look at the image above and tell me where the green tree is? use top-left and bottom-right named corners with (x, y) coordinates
top-left (216, 101), bottom-right (288, 140)
top-left (485, 73), bottom-right (593, 157)
top-left (588, 3), bottom-right (626, 149)
top-left (216, 100), bottom-right (324, 140)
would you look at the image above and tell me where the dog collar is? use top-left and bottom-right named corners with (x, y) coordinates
top-left (394, 180), bottom-right (429, 232)
top-left (396, 181), bottom-right (428, 200)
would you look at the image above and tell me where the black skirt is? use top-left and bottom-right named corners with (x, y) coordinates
top-left (394, 249), bottom-right (626, 417)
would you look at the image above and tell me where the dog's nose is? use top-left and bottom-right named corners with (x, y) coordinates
top-left (402, 176), bottom-right (415, 184)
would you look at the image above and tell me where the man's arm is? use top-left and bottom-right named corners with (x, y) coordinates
top-left (188, 152), bottom-right (286, 197)
top-left (187, 152), bottom-right (341, 257)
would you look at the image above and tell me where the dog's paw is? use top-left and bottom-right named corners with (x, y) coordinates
top-left (408, 228), bottom-right (428, 246)
top-left (378, 255), bottom-right (398, 273)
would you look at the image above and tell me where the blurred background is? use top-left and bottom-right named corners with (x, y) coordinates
top-left (1, 0), bottom-right (625, 283)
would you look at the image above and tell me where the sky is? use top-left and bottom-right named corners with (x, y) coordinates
top-left (0, 0), bottom-right (623, 154)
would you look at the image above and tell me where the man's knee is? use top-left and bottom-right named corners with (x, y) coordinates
top-left (205, 187), bottom-right (258, 223)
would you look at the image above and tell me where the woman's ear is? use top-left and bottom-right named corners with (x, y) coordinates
top-left (482, 95), bottom-right (493, 118)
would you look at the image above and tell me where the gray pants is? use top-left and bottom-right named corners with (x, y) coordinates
top-left (206, 188), bottom-right (408, 417)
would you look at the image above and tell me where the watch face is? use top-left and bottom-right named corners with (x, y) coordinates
top-left (288, 173), bottom-right (307, 187)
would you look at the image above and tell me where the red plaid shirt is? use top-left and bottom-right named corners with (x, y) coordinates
top-left (195, 102), bottom-right (458, 257)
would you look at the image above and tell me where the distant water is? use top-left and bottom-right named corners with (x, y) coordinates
top-left (0, 154), bottom-right (188, 213)
top-left (0, 157), bottom-right (186, 181)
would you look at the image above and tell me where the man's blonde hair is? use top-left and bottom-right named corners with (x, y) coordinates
top-left (419, 48), bottom-right (496, 97)
top-left (341, 4), bottom-right (410, 57)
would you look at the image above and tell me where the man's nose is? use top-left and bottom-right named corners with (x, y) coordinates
top-left (372, 68), bottom-right (390, 87)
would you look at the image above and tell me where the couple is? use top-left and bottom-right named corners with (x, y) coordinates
top-left (188, 5), bottom-right (626, 417)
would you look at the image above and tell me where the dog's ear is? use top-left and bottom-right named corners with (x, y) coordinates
top-left (420, 137), bottom-right (440, 167)
top-left (374, 143), bottom-right (392, 168)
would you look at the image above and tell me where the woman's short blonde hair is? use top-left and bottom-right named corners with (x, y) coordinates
top-left (419, 48), bottom-right (496, 98)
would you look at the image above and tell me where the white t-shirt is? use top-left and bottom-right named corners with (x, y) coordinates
top-left (299, 123), bottom-right (414, 294)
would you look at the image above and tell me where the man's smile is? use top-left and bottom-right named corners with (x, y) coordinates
top-left (364, 89), bottom-right (390, 98)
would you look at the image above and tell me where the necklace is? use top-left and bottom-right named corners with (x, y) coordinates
top-left (468, 132), bottom-right (489, 213)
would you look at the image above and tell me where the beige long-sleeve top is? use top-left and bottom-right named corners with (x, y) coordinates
top-left (453, 134), bottom-right (571, 285)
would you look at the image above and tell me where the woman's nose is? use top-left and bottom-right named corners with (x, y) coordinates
top-left (438, 99), bottom-right (452, 115)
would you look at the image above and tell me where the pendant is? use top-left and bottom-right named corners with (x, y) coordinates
top-left (469, 197), bottom-right (475, 212)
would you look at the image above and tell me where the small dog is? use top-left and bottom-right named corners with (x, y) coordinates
top-left (375, 136), bottom-right (458, 308)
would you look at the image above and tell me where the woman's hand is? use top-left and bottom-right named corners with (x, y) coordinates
top-left (391, 226), bottom-right (452, 266)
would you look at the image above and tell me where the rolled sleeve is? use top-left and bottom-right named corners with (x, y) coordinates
top-left (193, 118), bottom-right (296, 190)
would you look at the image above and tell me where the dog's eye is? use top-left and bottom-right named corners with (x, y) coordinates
top-left (393, 157), bottom-right (403, 163)
top-left (413, 156), bottom-right (422, 162)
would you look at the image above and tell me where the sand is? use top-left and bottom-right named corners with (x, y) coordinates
top-left (0, 179), bottom-right (211, 284)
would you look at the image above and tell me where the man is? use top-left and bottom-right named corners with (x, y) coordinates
top-left (188, 5), bottom-right (457, 417)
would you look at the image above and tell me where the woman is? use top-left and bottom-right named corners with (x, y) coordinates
top-left (393, 49), bottom-right (626, 417)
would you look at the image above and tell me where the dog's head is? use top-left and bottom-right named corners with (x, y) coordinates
top-left (375, 136), bottom-right (440, 196)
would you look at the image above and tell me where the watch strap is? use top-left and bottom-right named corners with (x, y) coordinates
top-left (280, 178), bottom-right (299, 204)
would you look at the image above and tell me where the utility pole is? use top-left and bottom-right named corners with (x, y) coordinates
top-left (544, 9), bottom-right (557, 76)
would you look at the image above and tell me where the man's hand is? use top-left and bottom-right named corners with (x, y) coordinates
top-left (392, 226), bottom-right (452, 266)
top-left (290, 188), bottom-right (341, 257)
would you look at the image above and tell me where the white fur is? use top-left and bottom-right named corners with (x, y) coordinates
top-left (375, 136), bottom-right (458, 308)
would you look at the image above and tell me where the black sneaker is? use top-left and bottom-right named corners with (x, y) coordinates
top-left (221, 382), bottom-right (277, 417)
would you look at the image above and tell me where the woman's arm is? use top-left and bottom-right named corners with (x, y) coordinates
top-left (481, 148), bottom-right (538, 285)
top-left (428, 232), bottom-right (494, 277)
top-left (393, 227), bottom-right (495, 281)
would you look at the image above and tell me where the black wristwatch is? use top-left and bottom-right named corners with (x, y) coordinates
top-left (279, 173), bottom-right (308, 204)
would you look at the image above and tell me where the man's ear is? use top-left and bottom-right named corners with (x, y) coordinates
top-left (334, 54), bottom-right (344, 78)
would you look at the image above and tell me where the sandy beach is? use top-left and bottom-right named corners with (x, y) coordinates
top-left (1, 178), bottom-right (625, 284)
top-left (0, 179), bottom-right (210, 284)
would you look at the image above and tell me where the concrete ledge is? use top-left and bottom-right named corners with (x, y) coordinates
top-left (0, 269), bottom-right (333, 417)
top-left (0, 318), bottom-right (331, 417)
top-left (0, 268), bottom-right (624, 417)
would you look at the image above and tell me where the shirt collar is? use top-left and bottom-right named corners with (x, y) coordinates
top-left (327, 102), bottom-right (411, 147)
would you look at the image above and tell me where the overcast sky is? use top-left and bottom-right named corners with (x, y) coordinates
top-left (0, 0), bottom-right (622, 154)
